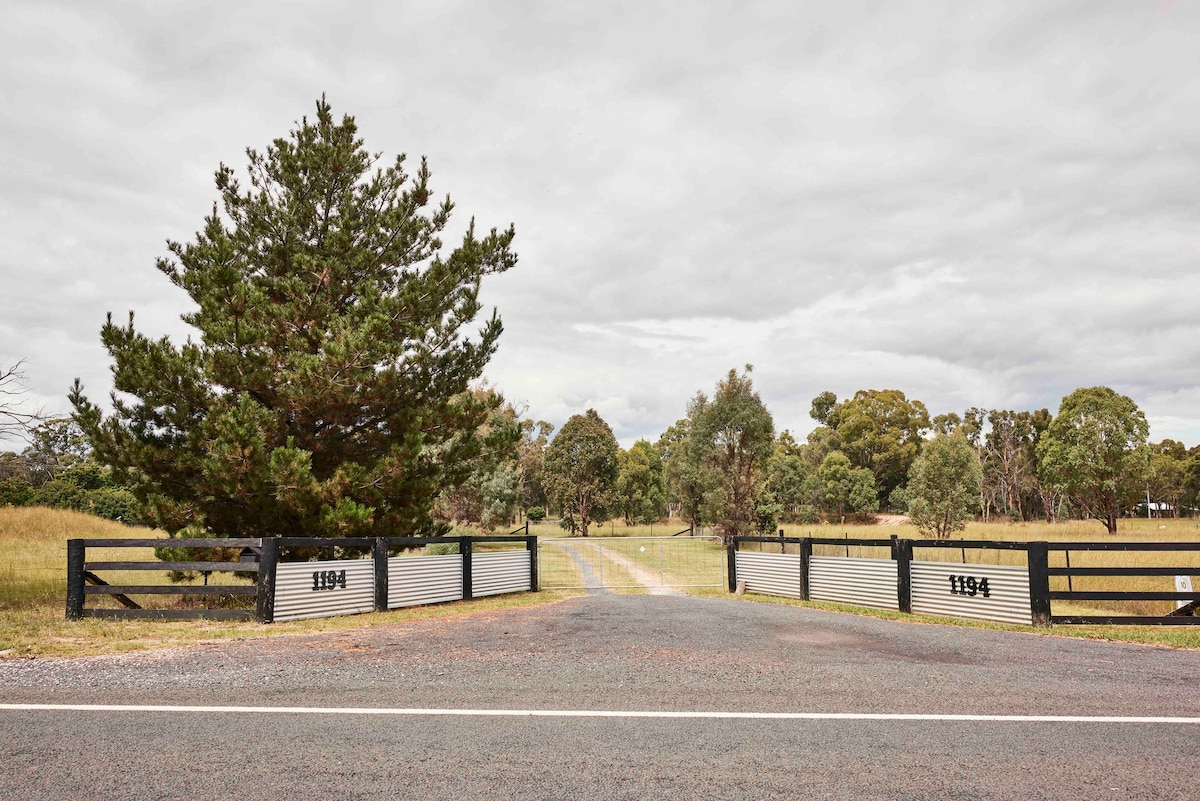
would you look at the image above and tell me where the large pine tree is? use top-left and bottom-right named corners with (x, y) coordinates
top-left (72, 98), bottom-right (517, 539)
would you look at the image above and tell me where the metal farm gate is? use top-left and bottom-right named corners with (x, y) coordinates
top-left (539, 536), bottom-right (726, 591)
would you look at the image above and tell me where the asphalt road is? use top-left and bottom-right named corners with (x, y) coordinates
top-left (2, 593), bottom-right (1199, 800)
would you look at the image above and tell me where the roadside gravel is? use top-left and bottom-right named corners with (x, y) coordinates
top-left (2, 593), bottom-right (1196, 718)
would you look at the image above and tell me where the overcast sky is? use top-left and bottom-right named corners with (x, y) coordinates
top-left (2, 0), bottom-right (1199, 451)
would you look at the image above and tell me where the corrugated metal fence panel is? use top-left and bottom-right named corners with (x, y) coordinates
top-left (473, 550), bottom-right (531, 597)
top-left (911, 561), bottom-right (1032, 625)
top-left (387, 554), bottom-right (463, 609)
top-left (274, 559), bottom-right (375, 622)
top-left (735, 552), bottom-right (803, 598)
top-left (809, 556), bottom-right (899, 610)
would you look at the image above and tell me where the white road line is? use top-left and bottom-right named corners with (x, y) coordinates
top-left (2, 704), bottom-right (1198, 723)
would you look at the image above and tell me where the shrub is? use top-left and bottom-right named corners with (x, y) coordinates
top-left (796, 505), bottom-right (820, 524)
top-left (85, 488), bottom-right (140, 522)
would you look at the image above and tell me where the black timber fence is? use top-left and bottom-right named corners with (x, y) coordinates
top-left (1044, 540), bottom-right (1200, 625)
top-left (66, 532), bottom-right (538, 623)
top-left (729, 535), bottom-right (1200, 626)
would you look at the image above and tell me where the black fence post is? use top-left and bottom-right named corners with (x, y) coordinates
top-left (892, 536), bottom-right (912, 613)
top-left (65, 539), bottom-right (85, 620)
top-left (256, 537), bottom-right (278, 624)
top-left (778, 528), bottom-right (785, 553)
top-left (462, 537), bottom-right (474, 601)
top-left (1027, 541), bottom-right (1051, 626)
top-left (799, 537), bottom-right (812, 601)
top-left (526, 534), bottom-right (539, 592)
top-left (373, 537), bottom-right (388, 613)
top-left (727, 540), bottom-right (738, 592)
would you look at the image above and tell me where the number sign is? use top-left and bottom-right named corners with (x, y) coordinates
top-left (947, 574), bottom-right (990, 598)
top-left (910, 561), bottom-right (1032, 625)
top-left (274, 559), bottom-right (374, 622)
top-left (312, 569), bottom-right (348, 591)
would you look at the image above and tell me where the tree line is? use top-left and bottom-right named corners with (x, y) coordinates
top-left (4, 364), bottom-right (1190, 541)
top-left (451, 370), bottom-right (1194, 541)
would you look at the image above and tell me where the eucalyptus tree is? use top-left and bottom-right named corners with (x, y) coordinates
top-left (1035, 387), bottom-right (1150, 534)
top-left (71, 98), bottom-right (518, 539)
top-left (657, 418), bottom-right (710, 524)
top-left (433, 393), bottom-right (524, 532)
top-left (836, 389), bottom-right (930, 502)
top-left (616, 439), bottom-right (667, 525)
top-left (542, 409), bottom-right (619, 536)
top-left (1146, 440), bottom-right (1190, 518)
top-left (808, 389), bottom-right (930, 505)
top-left (687, 366), bottom-right (775, 544)
top-left (906, 432), bottom-right (982, 539)
top-left (765, 431), bottom-right (811, 522)
top-left (814, 451), bottom-right (879, 520)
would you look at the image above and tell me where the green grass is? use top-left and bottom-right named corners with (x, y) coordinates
top-left (592, 536), bottom-right (726, 587)
top-left (539, 538), bottom-right (645, 589)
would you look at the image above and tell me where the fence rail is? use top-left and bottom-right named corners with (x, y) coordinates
top-left (729, 536), bottom-right (1200, 627)
top-left (1044, 541), bottom-right (1200, 625)
top-left (66, 531), bottom-right (538, 623)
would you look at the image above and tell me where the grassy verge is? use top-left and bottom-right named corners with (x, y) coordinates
top-left (0, 588), bottom-right (581, 658)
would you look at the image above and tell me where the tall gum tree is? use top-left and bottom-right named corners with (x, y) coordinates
top-left (616, 439), bottom-right (667, 525)
top-left (71, 98), bottom-right (517, 539)
top-left (542, 409), bottom-right (619, 536)
top-left (835, 389), bottom-right (930, 504)
top-left (688, 366), bottom-right (775, 544)
top-left (1035, 386), bottom-right (1150, 534)
top-left (906, 432), bottom-right (982, 539)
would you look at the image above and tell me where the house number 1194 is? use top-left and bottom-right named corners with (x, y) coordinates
top-left (312, 569), bottom-right (347, 591)
top-left (948, 574), bottom-right (990, 598)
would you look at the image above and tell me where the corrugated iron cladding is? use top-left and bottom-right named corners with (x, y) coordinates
top-left (273, 559), bottom-right (375, 622)
top-left (809, 556), bottom-right (899, 610)
top-left (736, 552), bottom-right (804, 597)
top-left (473, 550), bottom-right (531, 597)
top-left (910, 560), bottom-right (1032, 625)
top-left (387, 554), bottom-right (463, 609)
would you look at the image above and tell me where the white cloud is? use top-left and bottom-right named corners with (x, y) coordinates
top-left (3, 0), bottom-right (1200, 453)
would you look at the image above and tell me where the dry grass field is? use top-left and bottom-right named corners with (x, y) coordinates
top-left (0, 507), bottom-right (574, 658)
